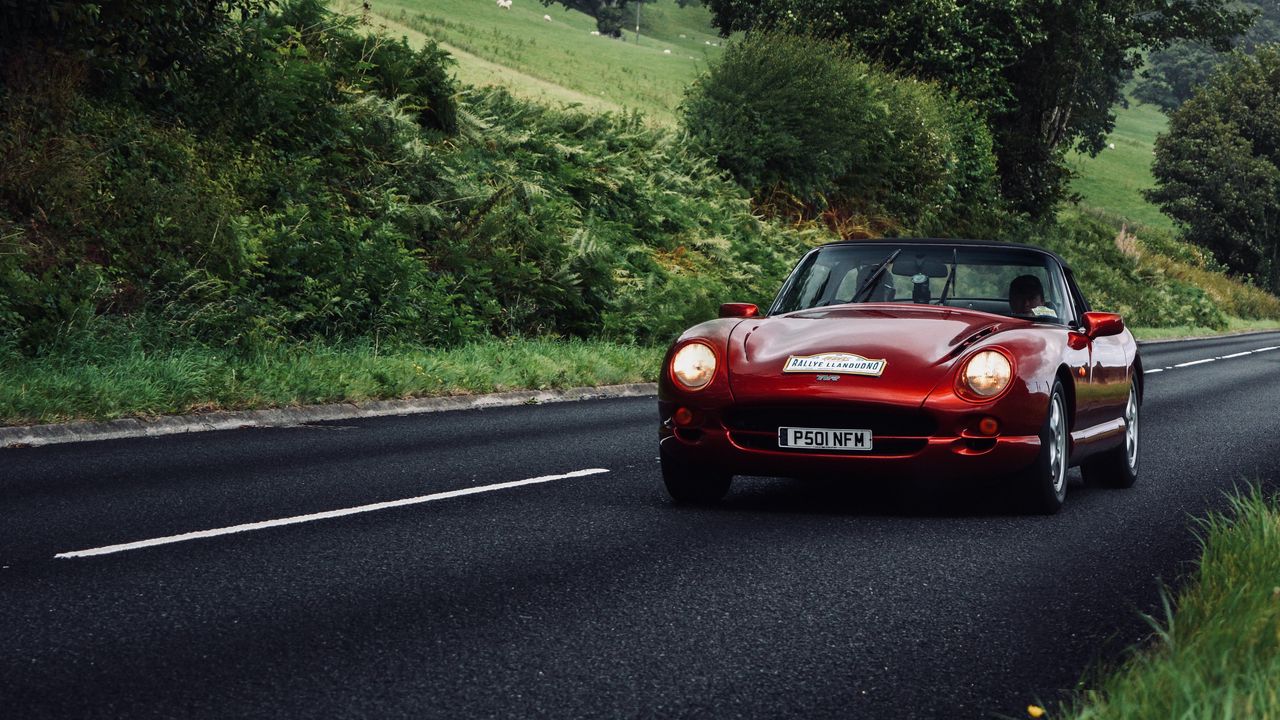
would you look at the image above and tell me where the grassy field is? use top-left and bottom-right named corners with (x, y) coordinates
top-left (1061, 489), bottom-right (1280, 719)
top-left (0, 338), bottom-right (664, 426)
top-left (343, 0), bottom-right (722, 121)
top-left (1067, 99), bottom-right (1175, 231)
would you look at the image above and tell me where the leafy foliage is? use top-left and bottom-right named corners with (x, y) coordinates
top-left (1135, 1), bottom-right (1280, 112)
top-left (0, 0), bottom-right (276, 92)
top-left (0, 0), bottom-right (1275, 370)
top-left (702, 0), bottom-right (1252, 217)
top-left (1147, 47), bottom-right (1280, 292)
top-left (0, 0), bottom-right (817, 355)
top-left (680, 33), bottom-right (1001, 236)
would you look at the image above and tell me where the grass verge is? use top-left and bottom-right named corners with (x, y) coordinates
top-left (1060, 488), bottom-right (1280, 719)
top-left (1131, 317), bottom-right (1280, 341)
top-left (3, 316), bottom-right (1278, 427)
top-left (0, 338), bottom-right (664, 426)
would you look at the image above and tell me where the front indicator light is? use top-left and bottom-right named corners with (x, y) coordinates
top-left (962, 350), bottom-right (1012, 399)
top-left (671, 342), bottom-right (717, 390)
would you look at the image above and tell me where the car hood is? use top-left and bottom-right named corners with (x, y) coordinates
top-left (727, 305), bottom-right (1006, 406)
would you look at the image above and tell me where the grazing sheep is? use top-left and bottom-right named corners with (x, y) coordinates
top-left (589, 30), bottom-right (600, 35)
top-left (496, 0), bottom-right (511, 8)
top-left (544, 14), bottom-right (551, 20)
top-left (663, 49), bottom-right (671, 54)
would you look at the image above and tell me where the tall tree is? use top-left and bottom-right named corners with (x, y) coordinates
top-left (1135, 0), bottom-right (1280, 112)
top-left (541, 0), bottom-right (632, 36)
top-left (1147, 47), bottom-right (1280, 292)
top-left (703, 0), bottom-right (1251, 218)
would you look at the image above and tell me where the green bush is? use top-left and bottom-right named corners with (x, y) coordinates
top-left (680, 31), bottom-right (1002, 234)
top-left (680, 33), bottom-right (879, 202)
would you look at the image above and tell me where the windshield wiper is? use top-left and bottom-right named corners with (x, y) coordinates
top-left (937, 248), bottom-right (958, 306)
top-left (850, 249), bottom-right (902, 304)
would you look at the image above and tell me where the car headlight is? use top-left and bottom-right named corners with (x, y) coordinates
top-left (961, 350), bottom-right (1012, 399)
top-left (671, 342), bottom-right (717, 390)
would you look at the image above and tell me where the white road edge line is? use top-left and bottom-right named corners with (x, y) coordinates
top-left (1173, 358), bottom-right (1216, 368)
top-left (1219, 351), bottom-right (1254, 359)
top-left (55, 468), bottom-right (610, 559)
top-left (1144, 368), bottom-right (1164, 374)
top-left (1255, 346), bottom-right (1280, 352)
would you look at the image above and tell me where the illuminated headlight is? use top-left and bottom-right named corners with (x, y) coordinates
top-left (671, 342), bottom-right (717, 390)
top-left (962, 350), bottom-right (1012, 399)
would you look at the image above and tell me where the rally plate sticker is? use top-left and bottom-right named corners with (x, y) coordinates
top-left (783, 352), bottom-right (887, 377)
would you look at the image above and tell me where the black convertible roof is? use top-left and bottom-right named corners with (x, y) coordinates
top-left (818, 237), bottom-right (1072, 271)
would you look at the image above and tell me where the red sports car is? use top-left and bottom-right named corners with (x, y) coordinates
top-left (658, 239), bottom-right (1142, 513)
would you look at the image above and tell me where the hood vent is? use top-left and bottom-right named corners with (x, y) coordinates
top-left (948, 324), bottom-right (999, 360)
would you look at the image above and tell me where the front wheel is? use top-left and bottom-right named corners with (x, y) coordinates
top-left (1082, 379), bottom-right (1140, 489)
top-left (661, 455), bottom-right (732, 504)
top-left (1015, 380), bottom-right (1070, 515)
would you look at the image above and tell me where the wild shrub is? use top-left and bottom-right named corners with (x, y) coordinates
top-left (680, 31), bottom-right (1002, 235)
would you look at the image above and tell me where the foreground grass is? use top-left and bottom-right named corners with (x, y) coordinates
top-left (1062, 489), bottom-right (1280, 719)
top-left (0, 338), bottom-right (665, 426)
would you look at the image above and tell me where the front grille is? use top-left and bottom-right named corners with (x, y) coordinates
top-left (722, 405), bottom-right (937, 437)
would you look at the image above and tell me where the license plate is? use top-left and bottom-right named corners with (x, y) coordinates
top-left (777, 426), bottom-right (873, 451)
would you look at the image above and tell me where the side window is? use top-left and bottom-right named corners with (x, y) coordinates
top-left (1062, 267), bottom-right (1089, 327)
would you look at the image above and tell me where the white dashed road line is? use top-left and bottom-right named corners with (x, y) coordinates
top-left (56, 468), bottom-right (610, 559)
top-left (1145, 343), bottom-right (1280, 374)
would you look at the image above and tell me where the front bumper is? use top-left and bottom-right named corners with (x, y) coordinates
top-left (658, 407), bottom-right (1041, 483)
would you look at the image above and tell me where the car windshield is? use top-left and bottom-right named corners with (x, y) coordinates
top-left (771, 243), bottom-right (1068, 321)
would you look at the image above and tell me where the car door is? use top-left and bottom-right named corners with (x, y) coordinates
top-left (1062, 267), bottom-right (1129, 432)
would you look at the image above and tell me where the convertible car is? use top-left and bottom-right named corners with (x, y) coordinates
top-left (658, 238), bottom-right (1142, 513)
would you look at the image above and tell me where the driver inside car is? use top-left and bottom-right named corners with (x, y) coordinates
top-left (1008, 274), bottom-right (1048, 316)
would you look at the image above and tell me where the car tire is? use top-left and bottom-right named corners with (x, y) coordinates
top-left (1015, 380), bottom-right (1070, 515)
top-left (661, 456), bottom-right (732, 504)
top-left (1081, 379), bottom-right (1139, 489)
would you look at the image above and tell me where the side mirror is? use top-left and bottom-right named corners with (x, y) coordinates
top-left (719, 302), bottom-right (759, 319)
top-left (1082, 311), bottom-right (1124, 339)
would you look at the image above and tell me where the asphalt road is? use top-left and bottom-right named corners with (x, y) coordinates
top-left (3, 332), bottom-right (1279, 719)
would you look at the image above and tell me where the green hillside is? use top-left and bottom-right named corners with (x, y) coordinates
top-left (343, 0), bottom-right (722, 121)
top-left (359, 0), bottom-right (1179, 230)
top-left (1067, 99), bottom-right (1174, 231)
